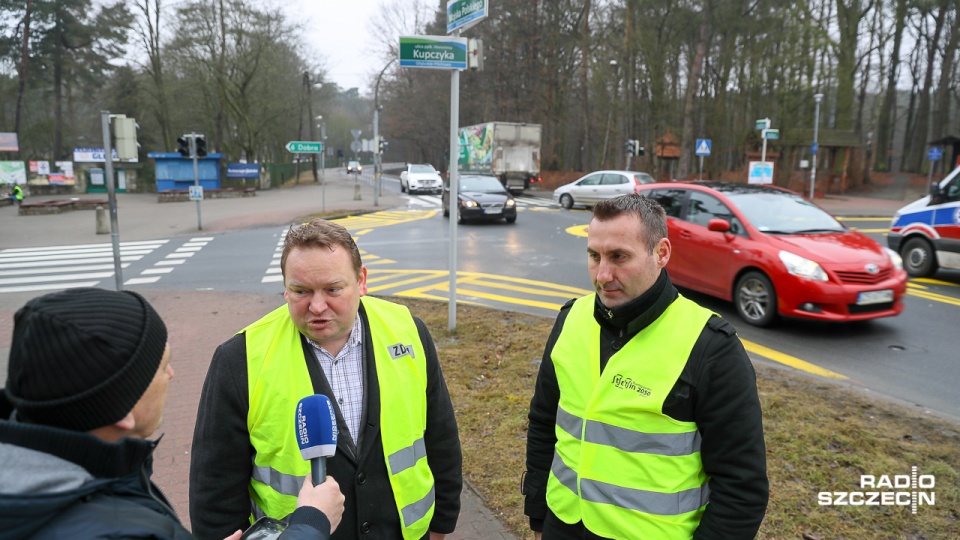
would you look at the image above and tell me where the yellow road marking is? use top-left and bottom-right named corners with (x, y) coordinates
top-left (836, 217), bottom-right (892, 222)
top-left (333, 210), bottom-right (436, 230)
top-left (913, 277), bottom-right (959, 287)
top-left (742, 340), bottom-right (848, 379)
top-left (907, 288), bottom-right (960, 306)
top-left (567, 224), bottom-right (589, 237)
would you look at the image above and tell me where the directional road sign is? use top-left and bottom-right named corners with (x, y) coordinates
top-left (763, 128), bottom-right (779, 140)
top-left (447, 0), bottom-right (489, 33)
top-left (695, 139), bottom-right (711, 156)
top-left (755, 118), bottom-right (770, 130)
top-left (928, 147), bottom-right (943, 161)
top-left (285, 141), bottom-right (323, 153)
top-left (811, 142), bottom-right (819, 155)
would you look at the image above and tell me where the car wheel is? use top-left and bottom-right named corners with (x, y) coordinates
top-left (506, 215), bottom-right (517, 224)
top-left (901, 237), bottom-right (937, 277)
top-left (734, 271), bottom-right (778, 327)
top-left (401, 181), bottom-right (407, 193)
top-left (457, 208), bottom-right (465, 224)
top-left (560, 194), bottom-right (573, 209)
top-left (443, 204), bottom-right (449, 217)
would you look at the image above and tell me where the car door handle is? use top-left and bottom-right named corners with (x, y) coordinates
top-left (679, 230), bottom-right (692, 238)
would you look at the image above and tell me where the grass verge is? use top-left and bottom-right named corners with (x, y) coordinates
top-left (389, 297), bottom-right (960, 540)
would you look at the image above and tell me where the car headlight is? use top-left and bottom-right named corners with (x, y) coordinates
top-left (779, 251), bottom-right (828, 281)
top-left (461, 200), bottom-right (479, 208)
top-left (506, 199), bottom-right (516, 207)
top-left (884, 247), bottom-right (904, 272)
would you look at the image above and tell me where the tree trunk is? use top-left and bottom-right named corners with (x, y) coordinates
top-left (910, 4), bottom-right (946, 171)
top-left (53, 2), bottom-right (63, 160)
top-left (874, 0), bottom-right (908, 171)
top-left (679, 0), bottom-right (712, 179)
top-left (14, 0), bottom-right (33, 141)
top-left (579, 0), bottom-right (590, 172)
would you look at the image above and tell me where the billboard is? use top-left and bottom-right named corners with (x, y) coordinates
top-left (0, 161), bottom-right (27, 184)
top-left (458, 122), bottom-right (494, 173)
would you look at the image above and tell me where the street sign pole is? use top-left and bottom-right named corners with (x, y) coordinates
top-left (699, 155), bottom-right (704, 181)
top-left (448, 29), bottom-right (461, 332)
top-left (100, 110), bottom-right (124, 291)
top-left (927, 147), bottom-right (942, 187)
top-left (191, 132), bottom-right (202, 231)
top-left (761, 129), bottom-right (768, 164)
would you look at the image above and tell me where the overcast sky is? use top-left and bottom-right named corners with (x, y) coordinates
top-left (279, 2), bottom-right (393, 94)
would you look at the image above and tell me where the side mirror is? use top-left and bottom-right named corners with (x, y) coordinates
top-left (929, 182), bottom-right (944, 205)
top-left (707, 218), bottom-right (732, 233)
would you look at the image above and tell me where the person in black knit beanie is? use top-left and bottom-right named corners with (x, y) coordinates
top-left (0, 287), bottom-right (344, 540)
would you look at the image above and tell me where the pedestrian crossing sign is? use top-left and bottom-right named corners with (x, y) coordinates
top-left (695, 139), bottom-right (711, 156)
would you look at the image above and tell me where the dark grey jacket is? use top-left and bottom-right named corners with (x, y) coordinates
top-left (189, 300), bottom-right (462, 540)
top-left (0, 394), bottom-right (330, 540)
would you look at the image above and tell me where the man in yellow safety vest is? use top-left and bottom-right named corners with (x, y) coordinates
top-left (524, 194), bottom-right (768, 539)
top-left (190, 219), bottom-right (462, 540)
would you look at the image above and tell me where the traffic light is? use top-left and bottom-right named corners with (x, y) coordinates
top-left (113, 116), bottom-right (139, 160)
top-left (625, 140), bottom-right (635, 155)
top-left (195, 136), bottom-right (207, 157)
top-left (177, 136), bottom-right (190, 157)
top-left (378, 138), bottom-right (388, 155)
top-left (633, 140), bottom-right (644, 156)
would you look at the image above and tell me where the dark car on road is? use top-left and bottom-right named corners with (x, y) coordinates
top-left (442, 174), bottom-right (517, 224)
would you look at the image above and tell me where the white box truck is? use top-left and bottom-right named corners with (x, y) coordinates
top-left (458, 122), bottom-right (541, 194)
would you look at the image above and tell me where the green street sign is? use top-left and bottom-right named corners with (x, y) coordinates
top-left (285, 141), bottom-right (323, 153)
top-left (399, 36), bottom-right (468, 70)
top-left (763, 129), bottom-right (780, 140)
top-left (447, 0), bottom-right (488, 33)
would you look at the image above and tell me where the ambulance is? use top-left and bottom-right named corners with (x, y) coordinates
top-left (888, 169), bottom-right (960, 276)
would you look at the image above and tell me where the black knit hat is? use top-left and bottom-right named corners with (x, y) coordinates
top-left (5, 287), bottom-right (168, 432)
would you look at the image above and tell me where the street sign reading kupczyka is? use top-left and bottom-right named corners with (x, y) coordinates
top-left (399, 36), bottom-right (468, 70)
top-left (285, 141), bottom-right (323, 153)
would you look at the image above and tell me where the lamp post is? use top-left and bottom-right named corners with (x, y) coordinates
top-left (307, 80), bottom-right (321, 183)
top-left (810, 93), bottom-right (823, 200)
top-left (373, 59), bottom-right (397, 207)
top-left (601, 59), bottom-right (619, 169)
top-left (315, 116), bottom-right (326, 179)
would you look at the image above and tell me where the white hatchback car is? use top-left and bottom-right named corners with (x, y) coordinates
top-left (553, 170), bottom-right (655, 209)
top-left (400, 163), bottom-right (443, 194)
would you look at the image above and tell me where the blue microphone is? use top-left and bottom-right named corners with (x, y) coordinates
top-left (296, 394), bottom-right (338, 486)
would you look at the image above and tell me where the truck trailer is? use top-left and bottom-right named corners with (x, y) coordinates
top-left (458, 122), bottom-right (541, 194)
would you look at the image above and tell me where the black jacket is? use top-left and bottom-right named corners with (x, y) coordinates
top-left (524, 271), bottom-right (768, 540)
top-left (0, 394), bottom-right (330, 540)
top-left (189, 300), bottom-right (462, 540)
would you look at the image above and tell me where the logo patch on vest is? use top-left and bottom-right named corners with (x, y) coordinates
top-left (388, 343), bottom-right (415, 360)
top-left (612, 373), bottom-right (652, 397)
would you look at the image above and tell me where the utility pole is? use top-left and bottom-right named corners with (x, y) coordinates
top-left (100, 110), bottom-right (124, 291)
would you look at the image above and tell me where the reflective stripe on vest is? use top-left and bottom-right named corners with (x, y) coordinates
top-left (365, 296), bottom-right (435, 538)
top-left (243, 297), bottom-right (435, 539)
top-left (546, 294), bottom-right (715, 539)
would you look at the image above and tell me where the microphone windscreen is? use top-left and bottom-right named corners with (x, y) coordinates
top-left (296, 394), bottom-right (338, 460)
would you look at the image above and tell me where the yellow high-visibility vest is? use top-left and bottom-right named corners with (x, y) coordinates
top-left (244, 296), bottom-right (435, 539)
top-left (546, 294), bottom-right (713, 539)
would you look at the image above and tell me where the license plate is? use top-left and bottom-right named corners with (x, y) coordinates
top-left (857, 289), bottom-right (893, 305)
top-left (484, 208), bottom-right (502, 214)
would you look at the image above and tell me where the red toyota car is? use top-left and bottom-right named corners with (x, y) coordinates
top-left (635, 182), bottom-right (908, 327)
